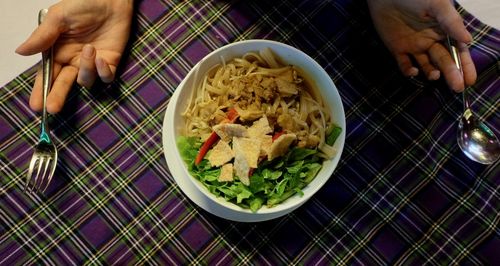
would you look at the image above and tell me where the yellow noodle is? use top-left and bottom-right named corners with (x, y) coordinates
top-left (182, 48), bottom-right (335, 157)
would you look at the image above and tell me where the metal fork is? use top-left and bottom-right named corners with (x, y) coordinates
top-left (25, 9), bottom-right (58, 193)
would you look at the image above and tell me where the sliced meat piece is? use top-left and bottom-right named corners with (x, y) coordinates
top-left (233, 137), bottom-right (261, 168)
top-left (247, 116), bottom-right (273, 157)
top-left (212, 123), bottom-right (248, 142)
top-left (277, 113), bottom-right (296, 132)
top-left (233, 152), bottom-right (250, 185)
top-left (233, 137), bottom-right (261, 185)
top-left (247, 116), bottom-right (272, 138)
top-left (259, 135), bottom-right (273, 157)
top-left (276, 68), bottom-right (294, 82)
top-left (218, 163), bottom-right (234, 182)
top-left (207, 140), bottom-right (234, 167)
top-left (275, 79), bottom-right (299, 96)
top-left (235, 106), bottom-right (264, 121)
top-left (268, 133), bottom-right (297, 160)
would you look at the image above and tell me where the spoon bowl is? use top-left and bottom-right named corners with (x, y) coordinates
top-left (447, 36), bottom-right (500, 164)
top-left (457, 109), bottom-right (500, 164)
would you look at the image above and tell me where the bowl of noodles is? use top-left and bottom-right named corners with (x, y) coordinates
top-left (162, 40), bottom-right (345, 222)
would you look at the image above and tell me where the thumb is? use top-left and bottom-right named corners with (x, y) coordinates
top-left (15, 7), bottom-right (64, 56)
top-left (432, 0), bottom-right (472, 44)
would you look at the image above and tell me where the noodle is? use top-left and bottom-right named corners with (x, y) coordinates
top-left (182, 48), bottom-right (336, 157)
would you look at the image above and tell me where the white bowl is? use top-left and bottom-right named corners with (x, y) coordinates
top-left (162, 40), bottom-right (345, 222)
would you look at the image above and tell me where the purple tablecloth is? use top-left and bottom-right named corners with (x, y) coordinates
top-left (1, 0), bottom-right (498, 264)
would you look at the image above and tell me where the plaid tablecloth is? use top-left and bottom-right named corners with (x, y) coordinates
top-left (1, 0), bottom-right (498, 264)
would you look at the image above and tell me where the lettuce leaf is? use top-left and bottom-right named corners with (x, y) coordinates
top-left (178, 136), bottom-right (325, 212)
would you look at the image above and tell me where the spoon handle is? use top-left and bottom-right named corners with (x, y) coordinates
top-left (446, 36), bottom-right (471, 110)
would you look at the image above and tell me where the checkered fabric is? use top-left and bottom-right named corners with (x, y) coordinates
top-left (1, 0), bottom-right (498, 264)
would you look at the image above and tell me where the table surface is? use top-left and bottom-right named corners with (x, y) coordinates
top-left (1, 0), bottom-right (499, 265)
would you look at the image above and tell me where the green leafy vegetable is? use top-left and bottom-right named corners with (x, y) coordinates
top-left (249, 173), bottom-right (265, 193)
top-left (288, 148), bottom-right (317, 161)
top-left (177, 136), bottom-right (326, 212)
top-left (262, 168), bottom-right (282, 180)
top-left (231, 183), bottom-right (252, 203)
top-left (249, 197), bottom-right (264, 213)
top-left (326, 124), bottom-right (342, 146)
top-left (177, 136), bottom-right (200, 169)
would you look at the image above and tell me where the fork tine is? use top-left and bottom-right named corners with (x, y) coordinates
top-left (36, 156), bottom-right (52, 192)
top-left (37, 157), bottom-right (52, 191)
top-left (33, 157), bottom-right (45, 193)
top-left (42, 157), bottom-right (57, 193)
top-left (25, 156), bottom-right (38, 193)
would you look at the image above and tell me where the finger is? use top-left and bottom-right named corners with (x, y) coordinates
top-left (96, 57), bottom-right (116, 83)
top-left (77, 44), bottom-right (98, 88)
top-left (30, 64), bottom-right (62, 112)
top-left (431, 0), bottom-right (472, 44)
top-left (457, 42), bottom-right (477, 86)
top-left (429, 43), bottom-right (464, 92)
top-left (414, 53), bottom-right (440, 80)
top-left (395, 54), bottom-right (419, 77)
top-left (47, 66), bottom-right (78, 114)
top-left (30, 67), bottom-right (43, 112)
top-left (15, 6), bottom-right (64, 55)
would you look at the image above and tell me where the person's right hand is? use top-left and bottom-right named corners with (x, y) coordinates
top-left (367, 0), bottom-right (476, 92)
top-left (16, 0), bottom-right (133, 114)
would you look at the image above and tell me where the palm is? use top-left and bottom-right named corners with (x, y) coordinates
top-left (54, 5), bottom-right (130, 73)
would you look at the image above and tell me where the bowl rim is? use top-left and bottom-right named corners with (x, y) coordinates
top-left (165, 39), bottom-right (346, 216)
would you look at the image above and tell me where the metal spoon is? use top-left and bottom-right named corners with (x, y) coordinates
top-left (447, 36), bottom-right (500, 164)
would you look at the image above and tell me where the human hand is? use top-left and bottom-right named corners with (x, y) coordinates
top-left (16, 0), bottom-right (133, 113)
top-left (367, 0), bottom-right (476, 92)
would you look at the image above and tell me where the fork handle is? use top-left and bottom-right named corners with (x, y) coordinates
top-left (39, 9), bottom-right (53, 143)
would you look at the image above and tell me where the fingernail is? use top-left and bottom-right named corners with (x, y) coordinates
top-left (428, 70), bottom-right (440, 80)
top-left (467, 32), bottom-right (473, 44)
top-left (408, 67), bottom-right (418, 77)
top-left (451, 80), bottom-right (464, 93)
top-left (82, 44), bottom-right (94, 59)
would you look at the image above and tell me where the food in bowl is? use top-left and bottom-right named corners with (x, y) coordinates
top-left (176, 47), bottom-right (342, 212)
